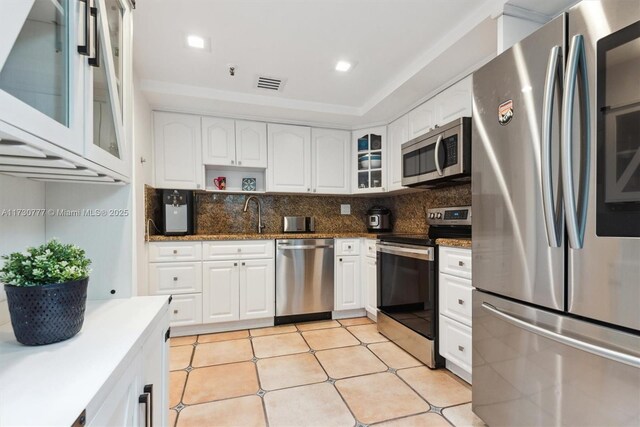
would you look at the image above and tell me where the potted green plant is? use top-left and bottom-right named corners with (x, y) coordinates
top-left (1, 240), bottom-right (91, 346)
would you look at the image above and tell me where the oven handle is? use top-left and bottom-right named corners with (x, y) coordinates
top-left (377, 244), bottom-right (434, 261)
top-left (434, 134), bottom-right (444, 176)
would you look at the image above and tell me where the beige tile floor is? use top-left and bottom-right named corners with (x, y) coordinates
top-left (169, 317), bottom-right (486, 427)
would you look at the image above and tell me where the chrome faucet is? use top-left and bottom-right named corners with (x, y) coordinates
top-left (243, 196), bottom-right (265, 234)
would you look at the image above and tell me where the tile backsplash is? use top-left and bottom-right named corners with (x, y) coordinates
top-left (145, 184), bottom-right (471, 237)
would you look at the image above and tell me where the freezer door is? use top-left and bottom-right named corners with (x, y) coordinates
top-left (473, 290), bottom-right (640, 427)
top-left (472, 15), bottom-right (565, 310)
top-left (564, 0), bottom-right (640, 330)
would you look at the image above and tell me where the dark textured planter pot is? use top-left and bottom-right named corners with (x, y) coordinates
top-left (4, 278), bottom-right (88, 346)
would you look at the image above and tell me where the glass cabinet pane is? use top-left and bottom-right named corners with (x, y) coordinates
top-left (93, 40), bottom-right (120, 158)
top-left (105, 0), bottom-right (123, 116)
top-left (0, 0), bottom-right (69, 125)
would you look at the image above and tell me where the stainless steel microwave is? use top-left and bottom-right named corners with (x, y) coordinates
top-left (401, 117), bottom-right (471, 188)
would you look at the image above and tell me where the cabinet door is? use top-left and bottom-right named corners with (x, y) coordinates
top-left (84, 0), bottom-right (131, 176)
top-left (387, 115), bottom-right (409, 191)
top-left (239, 258), bottom-right (275, 320)
top-left (202, 117), bottom-right (236, 166)
top-left (236, 120), bottom-right (267, 168)
top-left (267, 124), bottom-right (311, 193)
top-left (335, 256), bottom-right (361, 310)
top-left (169, 293), bottom-right (203, 326)
top-left (141, 309), bottom-right (169, 427)
top-left (88, 354), bottom-right (140, 427)
top-left (311, 128), bottom-right (350, 194)
top-left (154, 112), bottom-right (203, 190)
top-left (408, 100), bottom-right (437, 139)
top-left (436, 76), bottom-right (472, 125)
top-left (363, 256), bottom-right (377, 316)
top-left (353, 126), bottom-right (386, 193)
top-left (0, 0), bottom-right (85, 154)
top-left (202, 261), bottom-right (240, 323)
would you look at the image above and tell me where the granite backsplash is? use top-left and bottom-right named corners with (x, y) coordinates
top-left (145, 184), bottom-right (471, 237)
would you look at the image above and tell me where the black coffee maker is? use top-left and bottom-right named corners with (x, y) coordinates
top-left (161, 189), bottom-right (194, 235)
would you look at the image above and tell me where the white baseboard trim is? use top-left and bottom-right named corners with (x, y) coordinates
top-left (365, 307), bottom-right (377, 321)
top-left (446, 359), bottom-right (472, 384)
top-left (170, 317), bottom-right (274, 337)
top-left (332, 308), bottom-right (367, 320)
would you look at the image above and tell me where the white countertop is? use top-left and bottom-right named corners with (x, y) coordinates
top-left (0, 296), bottom-right (169, 427)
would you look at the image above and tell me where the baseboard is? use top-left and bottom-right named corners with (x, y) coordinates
top-left (365, 307), bottom-right (377, 321)
top-left (332, 308), bottom-right (367, 319)
top-left (446, 359), bottom-right (472, 384)
top-left (170, 317), bottom-right (274, 337)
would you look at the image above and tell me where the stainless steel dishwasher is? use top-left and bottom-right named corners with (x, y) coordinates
top-left (275, 239), bottom-right (334, 324)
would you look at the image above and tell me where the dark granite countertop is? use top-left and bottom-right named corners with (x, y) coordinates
top-left (147, 232), bottom-right (381, 242)
top-left (435, 238), bottom-right (472, 249)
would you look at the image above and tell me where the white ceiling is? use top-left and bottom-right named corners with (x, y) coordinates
top-left (132, 0), bottom-right (552, 127)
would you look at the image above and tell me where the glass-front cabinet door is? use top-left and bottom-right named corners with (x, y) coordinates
top-left (0, 0), bottom-right (84, 154)
top-left (85, 0), bottom-right (129, 175)
top-left (596, 21), bottom-right (640, 237)
top-left (353, 126), bottom-right (386, 193)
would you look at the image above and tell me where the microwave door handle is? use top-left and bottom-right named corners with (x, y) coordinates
top-left (541, 44), bottom-right (563, 248)
top-left (434, 135), bottom-right (444, 176)
top-left (561, 34), bottom-right (591, 249)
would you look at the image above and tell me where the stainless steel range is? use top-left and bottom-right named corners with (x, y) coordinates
top-left (376, 206), bottom-right (471, 368)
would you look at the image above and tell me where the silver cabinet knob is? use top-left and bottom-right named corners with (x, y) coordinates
top-left (458, 345), bottom-right (465, 352)
top-left (173, 250), bottom-right (178, 255)
top-left (238, 161), bottom-right (242, 165)
top-left (242, 262), bottom-right (246, 266)
top-left (339, 258), bottom-right (343, 262)
top-left (307, 188), bottom-right (311, 192)
top-left (173, 309), bottom-right (178, 314)
top-left (231, 160), bottom-right (235, 164)
top-left (458, 261), bottom-right (465, 267)
top-left (237, 248), bottom-right (242, 252)
top-left (234, 262), bottom-right (238, 266)
top-left (173, 277), bottom-right (178, 281)
top-left (382, 187), bottom-right (385, 191)
top-left (347, 245), bottom-right (352, 249)
top-left (313, 189), bottom-right (317, 192)
top-left (197, 184), bottom-right (201, 188)
top-left (458, 299), bottom-right (464, 305)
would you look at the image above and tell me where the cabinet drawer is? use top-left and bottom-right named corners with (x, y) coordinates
top-left (169, 293), bottom-right (203, 327)
top-left (149, 262), bottom-right (202, 295)
top-left (439, 315), bottom-right (472, 374)
top-left (202, 240), bottom-right (275, 260)
top-left (439, 246), bottom-right (471, 279)
top-left (439, 273), bottom-right (472, 326)
top-left (363, 239), bottom-right (377, 258)
top-left (148, 242), bottom-right (202, 262)
top-left (336, 239), bottom-right (360, 256)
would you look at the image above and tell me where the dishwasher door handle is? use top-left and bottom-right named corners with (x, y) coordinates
top-left (278, 245), bottom-right (334, 250)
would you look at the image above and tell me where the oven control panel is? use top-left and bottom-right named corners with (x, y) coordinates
top-left (427, 206), bottom-right (472, 226)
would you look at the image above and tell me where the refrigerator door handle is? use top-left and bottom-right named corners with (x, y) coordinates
top-left (561, 34), bottom-right (591, 249)
top-left (541, 44), bottom-right (563, 248)
top-left (482, 302), bottom-right (640, 368)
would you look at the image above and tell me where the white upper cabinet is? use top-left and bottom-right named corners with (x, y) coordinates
top-left (434, 76), bottom-right (473, 124)
top-left (154, 112), bottom-right (203, 189)
top-left (202, 117), bottom-right (236, 166)
top-left (267, 124), bottom-right (311, 193)
top-left (408, 99), bottom-right (438, 139)
top-left (0, 0), bottom-right (132, 178)
top-left (201, 118), bottom-right (267, 168)
top-left (236, 120), bottom-right (267, 168)
top-left (353, 126), bottom-right (386, 193)
top-left (311, 128), bottom-right (350, 194)
top-left (387, 115), bottom-right (409, 192)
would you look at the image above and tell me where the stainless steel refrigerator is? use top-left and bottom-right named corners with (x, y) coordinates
top-left (472, 1), bottom-right (640, 425)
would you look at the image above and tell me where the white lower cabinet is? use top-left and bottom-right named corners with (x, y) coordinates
top-left (438, 246), bottom-right (473, 383)
top-left (90, 356), bottom-right (141, 427)
top-left (169, 293), bottom-right (203, 326)
top-left (202, 257), bottom-right (275, 323)
top-left (203, 260), bottom-right (241, 323)
top-left (335, 255), bottom-right (362, 311)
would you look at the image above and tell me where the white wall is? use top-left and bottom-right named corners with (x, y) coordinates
top-left (0, 175), bottom-right (46, 325)
top-left (44, 184), bottom-right (133, 300)
top-left (133, 73), bottom-right (154, 295)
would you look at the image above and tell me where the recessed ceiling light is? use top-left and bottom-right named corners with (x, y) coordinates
top-left (186, 35), bottom-right (205, 49)
top-left (335, 61), bottom-right (352, 72)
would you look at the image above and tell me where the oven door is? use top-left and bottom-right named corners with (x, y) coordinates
top-left (377, 243), bottom-right (436, 339)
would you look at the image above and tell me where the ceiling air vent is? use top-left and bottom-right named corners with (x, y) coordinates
top-left (256, 76), bottom-right (285, 91)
